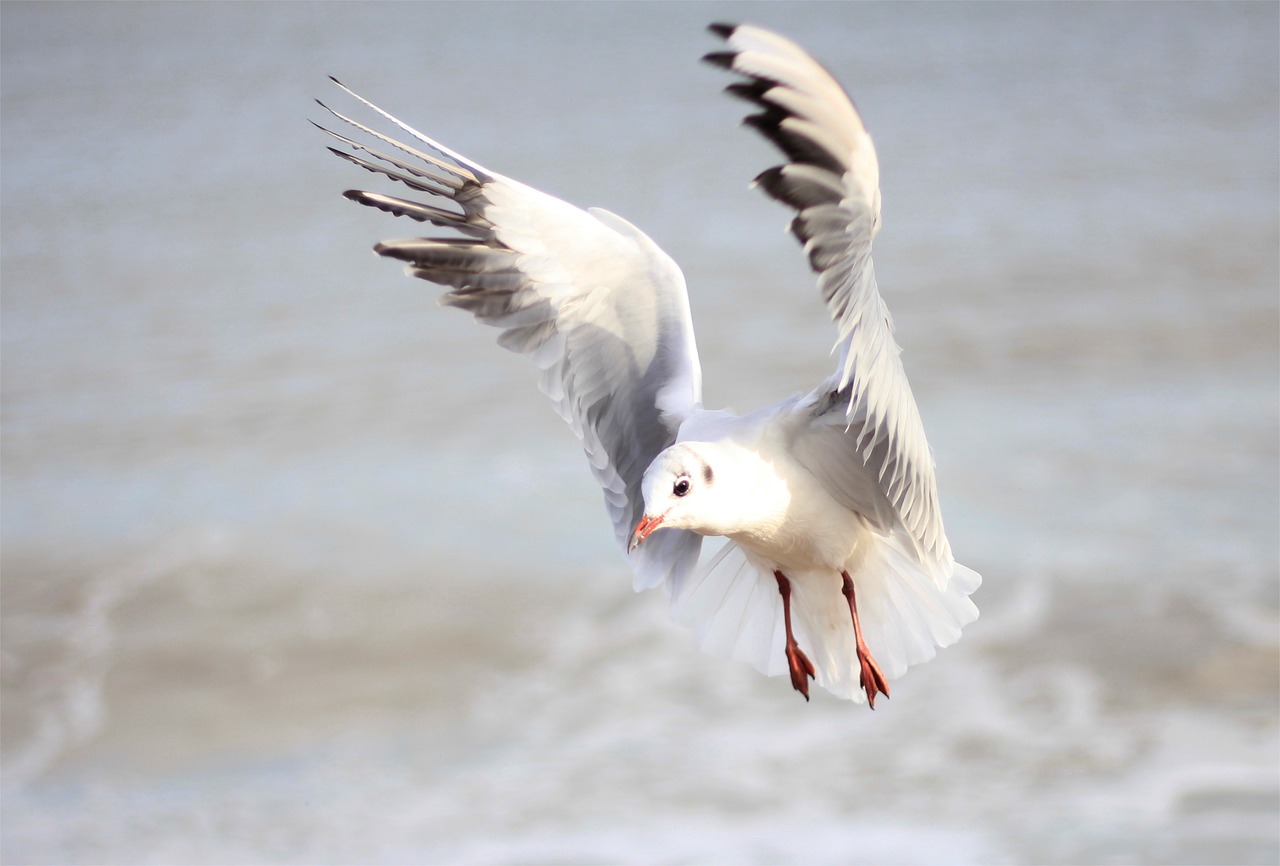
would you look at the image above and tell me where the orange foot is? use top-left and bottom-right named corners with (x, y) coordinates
top-left (855, 641), bottom-right (890, 709)
top-left (842, 570), bottom-right (891, 709)
top-left (785, 638), bottom-right (817, 700)
top-left (774, 570), bottom-right (816, 701)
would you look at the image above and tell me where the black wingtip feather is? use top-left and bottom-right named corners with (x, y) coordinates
top-left (742, 111), bottom-right (783, 135)
top-left (742, 106), bottom-right (789, 132)
top-left (752, 165), bottom-right (788, 198)
top-left (725, 80), bottom-right (774, 108)
top-left (701, 51), bottom-right (736, 70)
top-left (743, 114), bottom-right (845, 176)
top-left (707, 22), bottom-right (737, 39)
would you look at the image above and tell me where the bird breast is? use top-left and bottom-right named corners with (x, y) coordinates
top-left (718, 427), bottom-right (869, 574)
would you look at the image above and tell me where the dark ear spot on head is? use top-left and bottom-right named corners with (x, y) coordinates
top-left (702, 462), bottom-right (714, 485)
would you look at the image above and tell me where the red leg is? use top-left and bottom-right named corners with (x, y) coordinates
top-left (774, 570), bottom-right (816, 701)
top-left (841, 570), bottom-right (890, 709)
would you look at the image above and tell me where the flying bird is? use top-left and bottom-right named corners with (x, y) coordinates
top-left (316, 23), bottom-right (980, 705)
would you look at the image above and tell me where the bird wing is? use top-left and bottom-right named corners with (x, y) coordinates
top-left (707, 24), bottom-right (952, 574)
top-left (316, 79), bottom-right (705, 590)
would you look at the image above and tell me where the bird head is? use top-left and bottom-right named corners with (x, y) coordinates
top-left (629, 443), bottom-right (717, 553)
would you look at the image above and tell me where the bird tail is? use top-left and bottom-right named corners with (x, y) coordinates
top-left (792, 533), bottom-right (980, 701)
top-left (663, 534), bottom-right (980, 702)
top-left (667, 541), bottom-right (789, 678)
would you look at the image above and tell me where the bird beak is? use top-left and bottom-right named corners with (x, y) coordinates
top-left (628, 513), bottom-right (664, 554)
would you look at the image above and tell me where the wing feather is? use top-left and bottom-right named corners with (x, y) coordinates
top-left (707, 23), bottom-right (953, 572)
top-left (318, 82), bottom-right (705, 590)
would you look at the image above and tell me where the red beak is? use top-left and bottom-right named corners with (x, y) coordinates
top-left (629, 513), bottom-right (664, 553)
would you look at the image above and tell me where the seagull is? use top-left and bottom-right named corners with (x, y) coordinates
top-left (315, 23), bottom-right (980, 706)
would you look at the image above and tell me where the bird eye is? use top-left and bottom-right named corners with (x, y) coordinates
top-left (673, 476), bottom-right (691, 497)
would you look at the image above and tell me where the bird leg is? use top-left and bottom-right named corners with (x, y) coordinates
top-left (841, 570), bottom-right (889, 709)
top-left (773, 570), bottom-right (816, 701)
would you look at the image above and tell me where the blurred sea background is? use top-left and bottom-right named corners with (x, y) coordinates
top-left (2, 2), bottom-right (1277, 864)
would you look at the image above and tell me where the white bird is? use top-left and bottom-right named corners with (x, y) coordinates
top-left (316, 23), bottom-right (980, 706)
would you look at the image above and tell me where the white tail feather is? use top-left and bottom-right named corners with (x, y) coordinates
top-left (660, 533), bottom-right (980, 702)
top-left (669, 540), bottom-right (788, 678)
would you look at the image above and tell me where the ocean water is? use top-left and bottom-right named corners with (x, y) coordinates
top-left (2, 2), bottom-right (1277, 863)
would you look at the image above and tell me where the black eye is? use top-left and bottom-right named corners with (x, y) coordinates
top-left (673, 477), bottom-right (691, 497)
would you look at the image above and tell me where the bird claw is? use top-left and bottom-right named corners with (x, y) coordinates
top-left (786, 642), bottom-right (816, 701)
top-left (858, 650), bottom-right (889, 709)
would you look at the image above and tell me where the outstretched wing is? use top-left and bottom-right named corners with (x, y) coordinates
top-left (316, 79), bottom-right (705, 590)
top-left (706, 24), bottom-right (952, 574)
